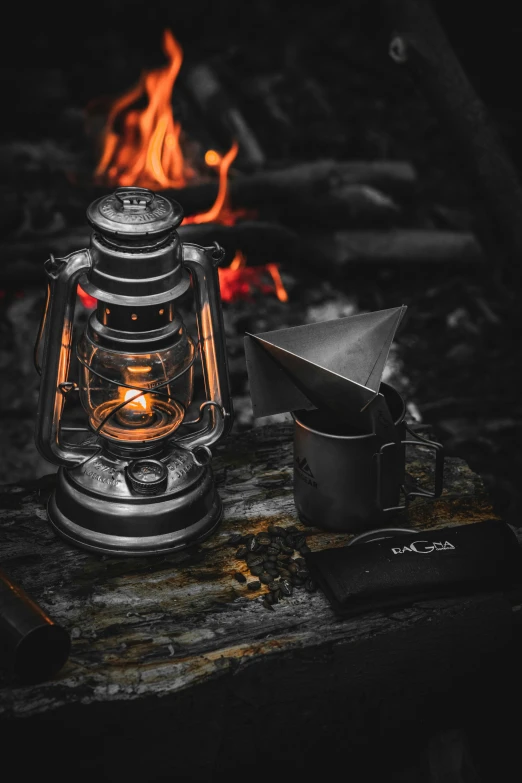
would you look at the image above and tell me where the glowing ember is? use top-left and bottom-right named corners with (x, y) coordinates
top-left (218, 251), bottom-right (289, 303)
top-left (204, 149), bottom-right (221, 167)
top-left (77, 285), bottom-right (97, 309)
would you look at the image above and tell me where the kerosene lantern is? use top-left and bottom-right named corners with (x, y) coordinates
top-left (34, 187), bottom-right (233, 555)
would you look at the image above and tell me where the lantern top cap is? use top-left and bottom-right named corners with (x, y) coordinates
top-left (87, 187), bottom-right (184, 239)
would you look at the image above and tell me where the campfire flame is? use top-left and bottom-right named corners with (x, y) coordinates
top-left (183, 141), bottom-right (246, 226)
top-left (83, 29), bottom-right (288, 307)
top-left (94, 30), bottom-right (192, 189)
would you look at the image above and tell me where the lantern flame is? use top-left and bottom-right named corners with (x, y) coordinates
top-left (124, 389), bottom-right (148, 410)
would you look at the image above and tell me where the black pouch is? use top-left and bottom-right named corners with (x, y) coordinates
top-left (305, 520), bottom-right (522, 617)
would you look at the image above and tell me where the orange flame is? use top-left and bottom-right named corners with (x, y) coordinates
top-left (182, 141), bottom-right (250, 226)
top-left (94, 29), bottom-right (248, 228)
top-left (124, 388), bottom-right (148, 410)
top-left (204, 149), bottom-right (221, 167)
top-left (95, 30), bottom-right (193, 190)
top-left (265, 263), bottom-right (289, 303)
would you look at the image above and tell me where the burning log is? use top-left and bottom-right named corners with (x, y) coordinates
top-left (0, 159), bottom-right (415, 237)
top-left (383, 0), bottom-right (522, 284)
top-left (160, 159), bottom-right (417, 223)
top-left (280, 184), bottom-right (401, 228)
top-left (173, 160), bottom-right (417, 214)
top-left (182, 63), bottom-right (266, 170)
top-left (212, 159), bottom-right (417, 206)
top-left (178, 221), bottom-right (298, 265)
top-left (304, 229), bottom-right (483, 267)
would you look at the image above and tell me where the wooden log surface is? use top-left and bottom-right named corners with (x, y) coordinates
top-left (0, 159), bottom-right (416, 240)
top-left (306, 228), bottom-right (484, 266)
top-left (0, 158), bottom-right (415, 239)
top-left (0, 422), bottom-right (507, 720)
top-left (181, 62), bottom-right (266, 170)
top-left (221, 159), bottom-right (417, 204)
top-left (0, 157), bottom-right (417, 205)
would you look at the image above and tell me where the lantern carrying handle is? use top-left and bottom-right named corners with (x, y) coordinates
top-left (34, 250), bottom-right (100, 468)
top-left (176, 243), bottom-right (234, 450)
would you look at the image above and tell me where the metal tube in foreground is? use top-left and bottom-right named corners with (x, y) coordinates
top-left (0, 568), bottom-right (70, 682)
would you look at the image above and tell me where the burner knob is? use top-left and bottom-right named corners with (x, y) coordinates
top-left (125, 459), bottom-right (168, 495)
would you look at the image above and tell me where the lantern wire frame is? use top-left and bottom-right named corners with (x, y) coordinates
top-left (34, 242), bottom-right (228, 449)
top-left (34, 283), bottom-right (51, 377)
top-left (64, 339), bottom-right (201, 443)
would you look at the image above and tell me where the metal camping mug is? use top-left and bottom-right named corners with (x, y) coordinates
top-left (292, 383), bottom-right (444, 532)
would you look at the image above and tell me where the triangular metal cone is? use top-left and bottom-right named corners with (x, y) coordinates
top-left (364, 306), bottom-right (407, 390)
top-left (245, 306), bottom-right (406, 430)
top-left (254, 338), bottom-right (375, 432)
top-left (244, 335), bottom-right (316, 418)
top-left (254, 306), bottom-right (406, 392)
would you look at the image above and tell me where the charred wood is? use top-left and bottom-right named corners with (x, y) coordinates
top-left (224, 159), bottom-right (417, 205)
top-left (162, 160), bottom-right (415, 226)
top-left (110, 159), bottom-right (418, 216)
top-left (280, 184), bottom-right (400, 229)
top-left (182, 63), bottom-right (266, 170)
top-left (305, 229), bottom-right (483, 267)
top-left (0, 160), bottom-right (415, 237)
top-left (178, 221), bottom-right (299, 264)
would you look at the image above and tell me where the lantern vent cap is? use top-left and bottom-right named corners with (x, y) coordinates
top-left (87, 187), bottom-right (184, 239)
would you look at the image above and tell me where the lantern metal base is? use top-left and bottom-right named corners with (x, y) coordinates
top-left (47, 447), bottom-right (223, 556)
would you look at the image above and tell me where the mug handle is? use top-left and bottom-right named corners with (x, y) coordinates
top-left (375, 423), bottom-right (445, 513)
